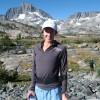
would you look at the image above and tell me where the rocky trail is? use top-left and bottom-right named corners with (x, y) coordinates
top-left (0, 72), bottom-right (100, 100)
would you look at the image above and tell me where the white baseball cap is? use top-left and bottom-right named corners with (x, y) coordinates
top-left (42, 20), bottom-right (57, 31)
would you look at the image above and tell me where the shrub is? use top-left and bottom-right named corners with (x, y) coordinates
top-left (61, 40), bottom-right (68, 44)
top-left (68, 59), bottom-right (80, 72)
top-left (0, 61), bottom-right (7, 82)
top-left (22, 40), bottom-right (36, 48)
top-left (7, 70), bottom-right (18, 81)
top-left (0, 68), bottom-right (8, 83)
top-left (89, 37), bottom-right (100, 43)
top-left (74, 39), bottom-right (83, 44)
top-left (0, 60), bottom-right (18, 83)
top-left (1, 35), bottom-right (15, 51)
top-left (96, 67), bottom-right (100, 77)
top-left (15, 74), bottom-right (31, 82)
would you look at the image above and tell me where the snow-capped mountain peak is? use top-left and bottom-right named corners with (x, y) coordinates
top-left (59, 12), bottom-right (100, 34)
top-left (5, 2), bottom-right (54, 27)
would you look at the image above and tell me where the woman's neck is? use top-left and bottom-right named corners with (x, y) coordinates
top-left (42, 41), bottom-right (53, 51)
top-left (44, 40), bottom-right (54, 46)
top-left (44, 41), bottom-right (53, 45)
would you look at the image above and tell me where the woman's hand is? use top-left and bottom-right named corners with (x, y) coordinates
top-left (27, 90), bottom-right (35, 100)
top-left (62, 93), bottom-right (68, 100)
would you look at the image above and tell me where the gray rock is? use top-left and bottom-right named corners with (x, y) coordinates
top-left (96, 92), bottom-right (100, 99)
top-left (82, 87), bottom-right (93, 96)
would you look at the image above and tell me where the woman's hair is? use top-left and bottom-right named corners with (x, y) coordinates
top-left (42, 29), bottom-right (58, 34)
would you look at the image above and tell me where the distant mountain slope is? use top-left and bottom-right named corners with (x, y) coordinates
top-left (0, 2), bottom-right (100, 35)
top-left (59, 12), bottom-right (100, 34)
top-left (0, 20), bottom-right (41, 38)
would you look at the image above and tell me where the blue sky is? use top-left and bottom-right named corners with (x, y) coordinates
top-left (0, 0), bottom-right (100, 20)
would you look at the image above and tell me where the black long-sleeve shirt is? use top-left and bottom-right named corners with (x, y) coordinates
top-left (30, 40), bottom-right (67, 94)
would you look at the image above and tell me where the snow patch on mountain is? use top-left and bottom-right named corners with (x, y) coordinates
top-left (79, 17), bottom-right (91, 21)
top-left (18, 14), bottom-right (25, 19)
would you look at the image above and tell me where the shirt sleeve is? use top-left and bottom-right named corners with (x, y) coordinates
top-left (30, 50), bottom-right (36, 91)
top-left (60, 47), bottom-right (67, 94)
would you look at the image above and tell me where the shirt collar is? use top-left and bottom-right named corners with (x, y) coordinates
top-left (38, 40), bottom-right (58, 49)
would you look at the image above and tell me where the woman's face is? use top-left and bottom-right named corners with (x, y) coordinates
top-left (43, 27), bottom-right (56, 42)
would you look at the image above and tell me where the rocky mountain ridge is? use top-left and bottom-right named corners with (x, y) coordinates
top-left (3, 2), bottom-right (52, 20)
top-left (68, 11), bottom-right (100, 19)
top-left (5, 2), bottom-right (37, 19)
top-left (60, 11), bottom-right (100, 34)
top-left (1, 2), bottom-right (53, 27)
top-left (0, 2), bottom-right (61, 38)
top-left (0, 2), bottom-right (100, 35)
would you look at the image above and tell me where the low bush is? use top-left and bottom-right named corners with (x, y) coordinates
top-left (15, 74), bottom-right (31, 82)
top-left (0, 60), bottom-right (18, 83)
top-left (68, 59), bottom-right (80, 72)
top-left (96, 67), bottom-right (100, 77)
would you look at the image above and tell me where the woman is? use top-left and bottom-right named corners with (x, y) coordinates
top-left (28, 20), bottom-right (68, 100)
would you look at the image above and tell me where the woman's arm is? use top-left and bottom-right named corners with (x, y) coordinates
top-left (60, 47), bottom-right (68, 95)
